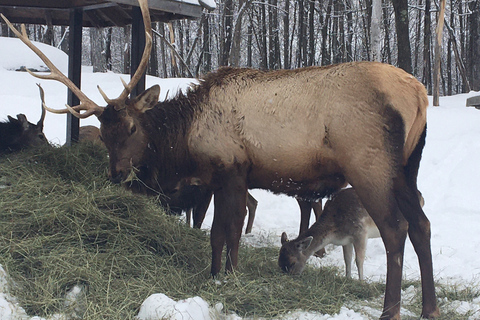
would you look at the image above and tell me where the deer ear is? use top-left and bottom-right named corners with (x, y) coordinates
top-left (297, 236), bottom-right (313, 251)
top-left (281, 232), bottom-right (289, 245)
top-left (132, 85), bottom-right (160, 113)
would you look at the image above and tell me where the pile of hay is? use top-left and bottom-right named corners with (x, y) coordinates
top-left (0, 143), bottom-right (211, 318)
top-left (0, 143), bottom-right (386, 319)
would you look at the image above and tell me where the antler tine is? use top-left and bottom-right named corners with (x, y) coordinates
top-left (98, 0), bottom-right (153, 106)
top-left (36, 83), bottom-right (47, 128)
top-left (0, 13), bottom-right (104, 118)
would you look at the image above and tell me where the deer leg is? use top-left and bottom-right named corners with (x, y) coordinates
top-left (394, 177), bottom-right (439, 319)
top-left (342, 243), bottom-right (354, 278)
top-left (353, 235), bottom-right (368, 281)
top-left (245, 192), bottom-right (258, 234)
top-left (192, 191), bottom-right (213, 229)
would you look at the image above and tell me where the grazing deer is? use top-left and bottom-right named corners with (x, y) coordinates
top-left (2, 1), bottom-right (439, 317)
top-left (279, 188), bottom-right (380, 280)
top-left (0, 84), bottom-right (48, 153)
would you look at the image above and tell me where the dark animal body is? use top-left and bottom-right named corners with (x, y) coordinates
top-left (3, 2), bottom-right (439, 318)
top-left (0, 85), bottom-right (48, 153)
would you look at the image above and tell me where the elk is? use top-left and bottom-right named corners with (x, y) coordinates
top-left (2, 1), bottom-right (439, 318)
top-left (0, 84), bottom-right (48, 153)
top-left (279, 188), bottom-right (381, 280)
top-left (79, 125), bottom-right (103, 145)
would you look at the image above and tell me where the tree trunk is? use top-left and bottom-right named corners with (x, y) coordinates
top-left (433, 0), bottom-right (446, 106)
top-left (105, 27), bottom-right (113, 71)
top-left (383, 0), bottom-right (392, 64)
top-left (123, 26), bottom-right (131, 75)
top-left (423, 0), bottom-right (432, 93)
top-left (371, 0), bottom-right (383, 61)
top-left (220, 0), bottom-right (234, 66)
top-left (321, 0), bottom-right (333, 66)
top-left (90, 28), bottom-right (106, 73)
top-left (283, 0), bottom-right (291, 69)
top-left (467, 0), bottom-right (480, 91)
top-left (391, 0), bottom-right (413, 73)
top-left (307, 0), bottom-right (315, 66)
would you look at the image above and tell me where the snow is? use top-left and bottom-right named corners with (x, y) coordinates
top-left (1, 36), bottom-right (480, 319)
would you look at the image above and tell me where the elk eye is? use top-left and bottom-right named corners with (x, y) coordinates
top-left (130, 125), bottom-right (136, 135)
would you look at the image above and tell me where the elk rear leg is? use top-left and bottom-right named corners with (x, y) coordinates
top-left (394, 178), bottom-right (439, 318)
top-left (351, 185), bottom-right (408, 320)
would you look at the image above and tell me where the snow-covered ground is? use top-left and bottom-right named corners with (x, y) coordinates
top-left (1, 37), bottom-right (480, 319)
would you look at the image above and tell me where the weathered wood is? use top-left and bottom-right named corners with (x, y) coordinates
top-left (466, 96), bottom-right (480, 108)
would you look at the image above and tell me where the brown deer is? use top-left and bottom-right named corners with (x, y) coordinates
top-left (279, 188), bottom-right (380, 280)
top-left (2, 1), bottom-right (439, 318)
top-left (0, 84), bottom-right (48, 153)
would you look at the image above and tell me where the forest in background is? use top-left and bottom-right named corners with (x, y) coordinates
top-left (1, 0), bottom-right (479, 96)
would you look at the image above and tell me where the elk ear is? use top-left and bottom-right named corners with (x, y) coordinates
top-left (281, 232), bottom-right (289, 245)
top-left (132, 85), bottom-right (160, 113)
top-left (16, 114), bottom-right (30, 130)
top-left (297, 236), bottom-right (313, 252)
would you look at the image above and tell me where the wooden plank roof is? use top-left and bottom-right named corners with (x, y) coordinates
top-left (0, 0), bottom-right (204, 27)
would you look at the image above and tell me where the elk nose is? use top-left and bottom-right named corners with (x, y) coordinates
top-left (109, 171), bottom-right (124, 184)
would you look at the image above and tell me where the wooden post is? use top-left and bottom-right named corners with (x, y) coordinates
top-left (130, 5), bottom-right (146, 98)
top-left (66, 8), bottom-right (83, 146)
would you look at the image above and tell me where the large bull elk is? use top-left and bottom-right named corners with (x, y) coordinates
top-left (1, 1), bottom-right (439, 318)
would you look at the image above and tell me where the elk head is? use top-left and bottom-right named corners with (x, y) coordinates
top-left (1, 0), bottom-right (154, 183)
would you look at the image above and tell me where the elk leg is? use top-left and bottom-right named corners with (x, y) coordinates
top-left (350, 183), bottom-right (408, 320)
top-left (311, 200), bottom-right (326, 257)
top-left (212, 177), bottom-right (248, 274)
top-left (296, 199), bottom-right (312, 234)
top-left (394, 178), bottom-right (439, 318)
top-left (245, 192), bottom-right (258, 234)
top-left (311, 200), bottom-right (323, 221)
top-left (192, 191), bottom-right (213, 229)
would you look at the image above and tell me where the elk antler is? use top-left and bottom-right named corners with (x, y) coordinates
top-left (97, 0), bottom-right (153, 109)
top-left (1, 0), bottom-right (153, 117)
top-left (0, 14), bottom-right (104, 118)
